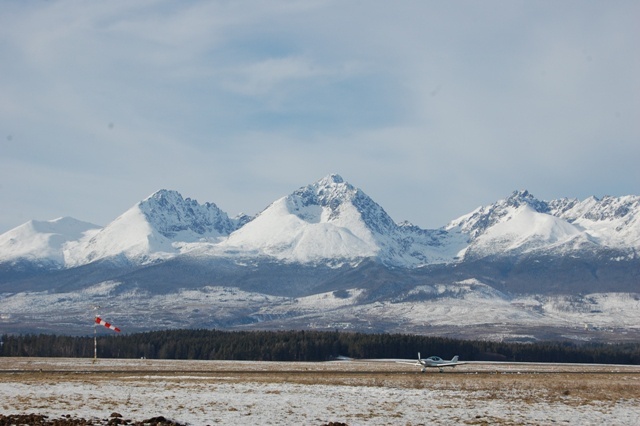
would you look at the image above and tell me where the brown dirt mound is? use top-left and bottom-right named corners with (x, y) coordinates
top-left (0, 414), bottom-right (185, 426)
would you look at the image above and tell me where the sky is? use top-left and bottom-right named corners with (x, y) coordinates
top-left (1, 0), bottom-right (638, 233)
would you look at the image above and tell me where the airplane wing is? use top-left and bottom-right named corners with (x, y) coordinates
top-left (437, 362), bottom-right (465, 367)
top-left (397, 361), bottom-right (420, 365)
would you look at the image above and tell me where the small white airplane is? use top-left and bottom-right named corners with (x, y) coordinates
top-left (401, 353), bottom-right (464, 372)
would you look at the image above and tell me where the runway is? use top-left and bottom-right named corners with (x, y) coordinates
top-left (1, 356), bottom-right (639, 376)
top-left (1, 357), bottom-right (639, 425)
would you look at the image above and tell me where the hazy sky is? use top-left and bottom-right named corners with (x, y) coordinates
top-left (1, 1), bottom-right (638, 233)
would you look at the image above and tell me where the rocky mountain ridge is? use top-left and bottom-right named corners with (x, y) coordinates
top-left (2, 174), bottom-right (638, 270)
top-left (1, 175), bottom-right (638, 341)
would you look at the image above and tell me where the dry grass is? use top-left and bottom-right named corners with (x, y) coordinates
top-left (1, 357), bottom-right (639, 425)
top-left (6, 369), bottom-right (639, 406)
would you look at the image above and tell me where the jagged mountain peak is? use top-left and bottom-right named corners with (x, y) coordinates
top-left (297, 173), bottom-right (349, 194)
top-left (61, 189), bottom-right (240, 267)
top-left (449, 190), bottom-right (640, 259)
top-left (582, 195), bottom-right (640, 221)
top-left (316, 173), bottom-right (345, 186)
top-left (448, 190), bottom-right (548, 240)
top-left (547, 197), bottom-right (581, 219)
top-left (287, 174), bottom-right (396, 235)
top-left (141, 189), bottom-right (219, 216)
top-left (3, 180), bottom-right (640, 271)
top-left (138, 189), bottom-right (236, 238)
top-left (221, 174), bottom-right (451, 266)
top-left (144, 188), bottom-right (183, 202)
top-left (504, 190), bottom-right (548, 213)
top-left (548, 194), bottom-right (640, 224)
top-left (293, 174), bottom-right (356, 206)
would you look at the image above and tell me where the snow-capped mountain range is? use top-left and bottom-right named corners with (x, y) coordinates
top-left (1, 174), bottom-right (639, 341)
top-left (449, 189), bottom-right (640, 259)
top-left (3, 174), bottom-right (638, 269)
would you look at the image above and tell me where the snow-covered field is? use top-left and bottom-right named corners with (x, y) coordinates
top-left (1, 357), bottom-right (639, 425)
top-left (3, 280), bottom-right (640, 342)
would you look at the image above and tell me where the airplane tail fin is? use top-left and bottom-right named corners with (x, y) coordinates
top-left (451, 355), bottom-right (459, 363)
top-left (418, 352), bottom-right (421, 361)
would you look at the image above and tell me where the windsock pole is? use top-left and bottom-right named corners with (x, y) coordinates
top-left (93, 306), bottom-right (100, 360)
top-left (94, 320), bottom-right (97, 360)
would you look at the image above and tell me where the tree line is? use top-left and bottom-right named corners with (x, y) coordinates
top-left (2, 329), bottom-right (639, 365)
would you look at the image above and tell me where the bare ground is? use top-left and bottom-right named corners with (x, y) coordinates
top-left (1, 357), bottom-right (639, 425)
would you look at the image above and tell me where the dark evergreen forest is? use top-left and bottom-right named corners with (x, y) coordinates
top-left (2, 330), bottom-right (639, 365)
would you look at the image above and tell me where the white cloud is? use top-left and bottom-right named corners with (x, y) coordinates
top-left (0, 0), bottom-right (638, 231)
top-left (223, 56), bottom-right (330, 96)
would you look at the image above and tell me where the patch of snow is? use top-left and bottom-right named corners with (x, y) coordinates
top-left (2, 280), bottom-right (639, 339)
top-left (0, 217), bottom-right (100, 265)
top-left (470, 205), bottom-right (582, 255)
top-left (0, 359), bottom-right (638, 425)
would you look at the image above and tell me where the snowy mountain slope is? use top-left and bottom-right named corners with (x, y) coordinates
top-left (462, 204), bottom-right (583, 258)
top-left (64, 203), bottom-right (174, 266)
top-left (1, 180), bottom-right (639, 340)
top-left (552, 195), bottom-right (640, 249)
top-left (447, 190), bottom-right (640, 260)
top-left (447, 190), bottom-right (550, 240)
top-left (65, 190), bottom-right (240, 266)
top-left (0, 217), bottom-right (100, 266)
top-left (137, 189), bottom-right (241, 238)
top-left (218, 175), bottom-right (378, 262)
top-left (3, 175), bottom-right (462, 268)
top-left (219, 174), bottom-right (464, 266)
top-left (0, 177), bottom-right (639, 271)
top-left (2, 277), bottom-right (638, 342)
